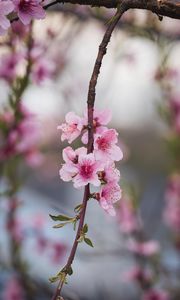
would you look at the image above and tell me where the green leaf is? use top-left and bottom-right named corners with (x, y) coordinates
top-left (84, 237), bottom-right (94, 248)
top-left (49, 275), bottom-right (60, 283)
top-left (53, 222), bottom-right (69, 229)
top-left (83, 224), bottom-right (88, 234)
top-left (73, 219), bottom-right (77, 231)
top-left (74, 204), bottom-right (83, 213)
top-left (49, 214), bottom-right (73, 222)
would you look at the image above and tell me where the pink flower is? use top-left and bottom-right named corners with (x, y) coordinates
top-left (50, 242), bottom-right (67, 263)
top-left (94, 129), bottom-right (123, 162)
top-left (73, 153), bottom-right (103, 188)
top-left (98, 162), bottom-right (120, 184)
top-left (6, 217), bottom-right (23, 243)
top-left (31, 58), bottom-right (56, 84)
top-left (0, 53), bottom-right (21, 82)
top-left (143, 289), bottom-right (169, 300)
top-left (25, 149), bottom-right (44, 167)
top-left (3, 277), bottom-right (24, 300)
top-left (117, 196), bottom-right (141, 233)
top-left (123, 266), bottom-right (152, 284)
top-left (36, 236), bottom-right (48, 252)
top-left (11, 20), bottom-right (29, 38)
top-left (59, 146), bottom-right (86, 182)
top-left (58, 112), bottom-right (83, 144)
top-left (0, 105), bottom-right (42, 166)
top-left (164, 174), bottom-right (180, 232)
top-left (15, 118), bottom-right (40, 153)
top-left (0, 0), bottom-right (14, 35)
top-left (127, 239), bottom-right (160, 256)
top-left (13, 0), bottom-right (45, 25)
top-left (81, 108), bottom-right (111, 144)
top-left (99, 183), bottom-right (122, 216)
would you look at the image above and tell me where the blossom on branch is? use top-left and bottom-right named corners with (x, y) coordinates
top-left (58, 111), bottom-right (83, 143)
top-left (13, 0), bottom-right (45, 25)
top-left (0, 0), bottom-right (14, 35)
top-left (58, 109), bottom-right (123, 216)
top-left (98, 183), bottom-right (122, 216)
top-left (94, 129), bottom-right (123, 162)
top-left (81, 108), bottom-right (112, 144)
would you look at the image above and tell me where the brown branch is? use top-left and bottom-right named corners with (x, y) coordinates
top-left (51, 4), bottom-right (126, 300)
top-left (54, 6), bottom-right (180, 41)
top-left (10, 0), bottom-right (180, 23)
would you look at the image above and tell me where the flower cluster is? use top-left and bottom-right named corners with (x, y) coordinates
top-left (58, 109), bottom-right (123, 216)
top-left (0, 22), bottom-right (61, 86)
top-left (0, 104), bottom-right (43, 167)
top-left (0, 0), bottom-right (45, 35)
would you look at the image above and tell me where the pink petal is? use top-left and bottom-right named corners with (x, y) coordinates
top-left (0, 1), bottom-right (14, 14)
top-left (18, 10), bottom-right (32, 25)
top-left (0, 14), bottom-right (10, 29)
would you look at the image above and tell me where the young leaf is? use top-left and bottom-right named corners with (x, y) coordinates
top-left (49, 275), bottom-right (60, 283)
top-left (74, 204), bottom-right (83, 213)
top-left (83, 223), bottom-right (88, 234)
top-left (67, 266), bottom-right (73, 276)
top-left (84, 237), bottom-right (94, 248)
top-left (53, 222), bottom-right (68, 229)
top-left (49, 214), bottom-right (73, 222)
top-left (73, 219), bottom-right (77, 231)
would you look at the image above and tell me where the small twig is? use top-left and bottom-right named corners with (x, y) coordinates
top-left (51, 3), bottom-right (127, 300)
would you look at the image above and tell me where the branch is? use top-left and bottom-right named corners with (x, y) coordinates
top-left (48, 0), bottom-right (180, 19)
top-left (54, 6), bottom-right (180, 41)
top-left (10, 0), bottom-right (180, 23)
top-left (51, 4), bottom-right (126, 300)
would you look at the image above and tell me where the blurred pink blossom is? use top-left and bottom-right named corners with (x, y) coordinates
top-left (0, 53), bottom-right (22, 82)
top-left (0, 0), bottom-right (14, 35)
top-left (0, 105), bottom-right (42, 167)
top-left (164, 174), bottom-right (180, 232)
top-left (123, 266), bottom-right (152, 284)
top-left (143, 289), bottom-right (169, 300)
top-left (127, 239), bottom-right (160, 256)
top-left (31, 57), bottom-right (56, 84)
top-left (11, 20), bottom-right (29, 38)
top-left (117, 196), bottom-right (141, 233)
top-left (13, 0), bottom-right (45, 25)
top-left (50, 242), bottom-right (67, 263)
top-left (3, 277), bottom-right (24, 300)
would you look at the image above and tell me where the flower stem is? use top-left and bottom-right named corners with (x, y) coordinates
top-left (51, 4), bottom-right (126, 299)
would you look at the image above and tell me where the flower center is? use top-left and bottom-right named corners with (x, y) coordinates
top-left (80, 164), bottom-right (93, 178)
top-left (97, 137), bottom-right (110, 151)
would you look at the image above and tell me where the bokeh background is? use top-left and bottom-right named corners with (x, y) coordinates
top-left (0, 4), bottom-right (180, 300)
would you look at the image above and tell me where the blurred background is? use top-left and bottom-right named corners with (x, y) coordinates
top-left (0, 4), bottom-right (180, 300)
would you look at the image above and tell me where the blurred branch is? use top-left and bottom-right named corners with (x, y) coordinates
top-left (54, 5), bottom-right (180, 41)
